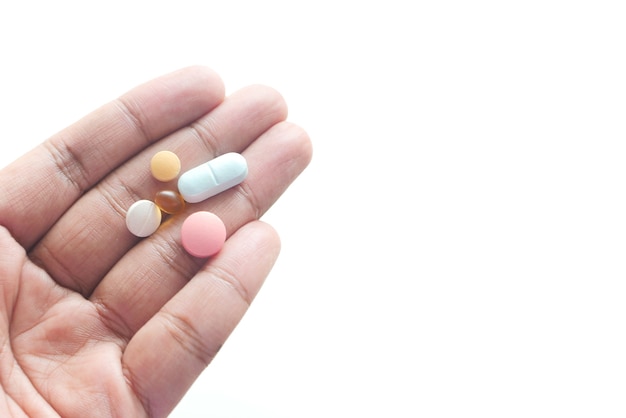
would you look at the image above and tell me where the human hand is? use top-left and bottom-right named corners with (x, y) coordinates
top-left (0, 66), bottom-right (312, 417)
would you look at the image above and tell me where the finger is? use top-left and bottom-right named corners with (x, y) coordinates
top-left (90, 121), bottom-right (311, 338)
top-left (0, 66), bottom-right (224, 249)
top-left (121, 220), bottom-right (280, 417)
top-left (30, 85), bottom-right (289, 295)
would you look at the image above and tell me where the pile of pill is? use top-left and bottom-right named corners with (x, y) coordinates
top-left (125, 150), bottom-right (248, 258)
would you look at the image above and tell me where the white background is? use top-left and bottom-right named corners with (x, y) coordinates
top-left (1, 1), bottom-right (626, 417)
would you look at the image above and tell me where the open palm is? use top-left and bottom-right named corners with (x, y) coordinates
top-left (0, 66), bottom-right (312, 417)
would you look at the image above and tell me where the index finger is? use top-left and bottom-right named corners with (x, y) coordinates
top-left (0, 66), bottom-right (225, 249)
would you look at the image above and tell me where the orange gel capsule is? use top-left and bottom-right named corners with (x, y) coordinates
top-left (154, 190), bottom-right (186, 214)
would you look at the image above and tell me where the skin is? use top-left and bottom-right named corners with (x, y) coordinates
top-left (0, 66), bottom-right (312, 417)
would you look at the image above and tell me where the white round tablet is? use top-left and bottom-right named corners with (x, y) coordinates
top-left (126, 200), bottom-right (162, 237)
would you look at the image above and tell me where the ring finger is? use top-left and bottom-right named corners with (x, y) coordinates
top-left (90, 120), bottom-right (312, 340)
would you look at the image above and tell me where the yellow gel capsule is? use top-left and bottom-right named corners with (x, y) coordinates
top-left (150, 151), bottom-right (181, 182)
top-left (154, 190), bottom-right (186, 214)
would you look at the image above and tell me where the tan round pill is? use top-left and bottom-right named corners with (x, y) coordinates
top-left (150, 150), bottom-right (181, 182)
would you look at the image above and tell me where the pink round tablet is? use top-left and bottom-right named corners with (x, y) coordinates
top-left (181, 211), bottom-right (226, 257)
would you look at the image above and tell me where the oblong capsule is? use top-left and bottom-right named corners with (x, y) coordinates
top-left (177, 152), bottom-right (248, 203)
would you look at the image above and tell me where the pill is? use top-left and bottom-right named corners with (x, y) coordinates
top-left (126, 200), bottom-right (162, 237)
top-left (150, 150), bottom-right (181, 182)
top-left (181, 211), bottom-right (226, 257)
top-left (154, 190), bottom-right (186, 215)
top-left (177, 152), bottom-right (248, 203)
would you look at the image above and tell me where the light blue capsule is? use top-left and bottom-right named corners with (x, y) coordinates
top-left (177, 152), bottom-right (248, 203)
